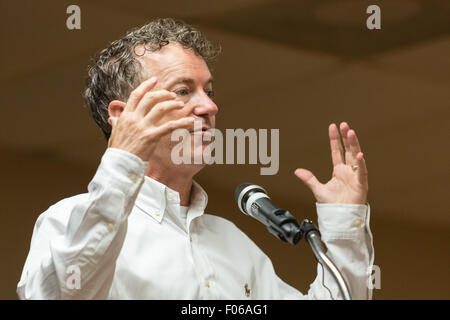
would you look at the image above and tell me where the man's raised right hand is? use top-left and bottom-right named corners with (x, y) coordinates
top-left (107, 77), bottom-right (195, 162)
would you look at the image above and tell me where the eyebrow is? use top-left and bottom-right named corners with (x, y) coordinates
top-left (168, 76), bottom-right (214, 87)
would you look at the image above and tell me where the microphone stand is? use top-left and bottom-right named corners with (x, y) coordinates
top-left (261, 210), bottom-right (352, 300)
top-left (298, 219), bottom-right (352, 300)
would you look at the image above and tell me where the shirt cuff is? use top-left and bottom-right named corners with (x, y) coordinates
top-left (90, 147), bottom-right (148, 196)
top-left (316, 203), bottom-right (369, 240)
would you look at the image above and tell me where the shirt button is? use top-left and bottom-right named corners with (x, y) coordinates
top-left (353, 219), bottom-right (362, 227)
top-left (107, 223), bottom-right (114, 232)
top-left (128, 173), bottom-right (139, 183)
top-left (155, 211), bottom-right (161, 216)
top-left (189, 236), bottom-right (193, 242)
top-left (204, 280), bottom-right (210, 288)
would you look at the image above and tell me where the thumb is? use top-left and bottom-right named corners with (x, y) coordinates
top-left (294, 168), bottom-right (322, 195)
top-left (108, 116), bottom-right (118, 127)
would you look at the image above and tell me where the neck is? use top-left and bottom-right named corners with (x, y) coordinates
top-left (145, 163), bottom-right (200, 206)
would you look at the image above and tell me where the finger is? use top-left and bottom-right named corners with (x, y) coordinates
top-left (145, 100), bottom-right (185, 123)
top-left (125, 77), bottom-right (158, 112)
top-left (108, 116), bottom-right (118, 127)
top-left (135, 90), bottom-right (177, 116)
top-left (294, 168), bottom-right (323, 195)
top-left (339, 122), bottom-right (351, 164)
top-left (355, 152), bottom-right (368, 185)
top-left (348, 129), bottom-right (362, 160)
top-left (151, 116), bottom-right (196, 138)
top-left (329, 123), bottom-right (344, 166)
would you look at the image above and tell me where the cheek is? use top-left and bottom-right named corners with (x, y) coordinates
top-left (159, 106), bottom-right (188, 122)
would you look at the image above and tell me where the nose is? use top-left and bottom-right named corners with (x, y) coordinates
top-left (191, 92), bottom-right (218, 118)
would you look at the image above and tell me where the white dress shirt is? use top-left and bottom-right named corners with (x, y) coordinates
top-left (17, 148), bottom-right (374, 300)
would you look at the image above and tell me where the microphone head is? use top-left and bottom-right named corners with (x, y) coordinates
top-left (235, 183), bottom-right (267, 214)
top-left (234, 183), bottom-right (252, 203)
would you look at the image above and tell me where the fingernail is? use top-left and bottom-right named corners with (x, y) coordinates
top-left (149, 76), bottom-right (157, 82)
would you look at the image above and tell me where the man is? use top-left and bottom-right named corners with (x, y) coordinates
top-left (17, 18), bottom-right (373, 299)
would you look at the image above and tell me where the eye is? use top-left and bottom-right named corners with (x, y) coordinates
top-left (206, 90), bottom-right (215, 98)
top-left (175, 88), bottom-right (189, 96)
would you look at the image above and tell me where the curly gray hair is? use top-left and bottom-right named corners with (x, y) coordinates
top-left (83, 18), bottom-right (221, 140)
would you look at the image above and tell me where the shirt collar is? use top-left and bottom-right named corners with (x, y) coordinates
top-left (135, 175), bottom-right (208, 225)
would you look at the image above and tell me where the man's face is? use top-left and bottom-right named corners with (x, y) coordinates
top-left (136, 43), bottom-right (218, 167)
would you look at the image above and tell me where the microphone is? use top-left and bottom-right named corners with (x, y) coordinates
top-left (234, 183), bottom-right (302, 244)
top-left (235, 183), bottom-right (352, 299)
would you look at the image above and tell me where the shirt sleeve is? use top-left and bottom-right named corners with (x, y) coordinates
top-left (276, 203), bottom-right (375, 300)
top-left (17, 148), bottom-right (148, 299)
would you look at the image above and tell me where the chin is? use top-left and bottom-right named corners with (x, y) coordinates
top-left (178, 162), bottom-right (207, 177)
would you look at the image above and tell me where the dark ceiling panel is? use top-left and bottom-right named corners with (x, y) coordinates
top-left (190, 0), bottom-right (450, 58)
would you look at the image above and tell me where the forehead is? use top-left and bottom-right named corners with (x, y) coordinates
top-left (136, 43), bottom-right (212, 85)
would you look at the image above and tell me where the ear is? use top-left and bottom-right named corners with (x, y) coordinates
top-left (108, 100), bottom-right (126, 118)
